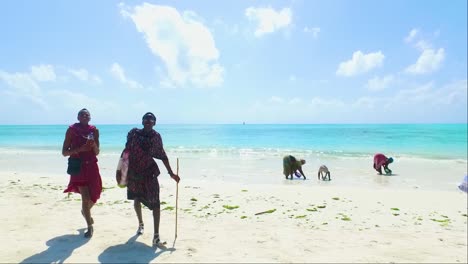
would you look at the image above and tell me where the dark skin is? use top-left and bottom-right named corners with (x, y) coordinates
top-left (61, 109), bottom-right (100, 238)
top-left (318, 171), bottom-right (331, 181)
top-left (287, 160), bottom-right (306, 180)
top-left (128, 116), bottom-right (180, 241)
top-left (376, 162), bottom-right (391, 175)
top-left (318, 166), bottom-right (331, 181)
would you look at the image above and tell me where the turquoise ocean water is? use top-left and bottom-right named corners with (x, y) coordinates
top-left (0, 124), bottom-right (466, 160)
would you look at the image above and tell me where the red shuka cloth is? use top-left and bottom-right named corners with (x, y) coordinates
top-left (63, 123), bottom-right (102, 203)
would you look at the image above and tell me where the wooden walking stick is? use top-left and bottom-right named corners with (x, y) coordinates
top-left (175, 158), bottom-right (179, 239)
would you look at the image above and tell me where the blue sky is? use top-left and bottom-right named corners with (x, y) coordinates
top-left (0, 0), bottom-right (466, 124)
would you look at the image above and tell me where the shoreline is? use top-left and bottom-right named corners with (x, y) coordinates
top-left (1, 146), bottom-right (467, 162)
top-left (0, 149), bottom-right (465, 192)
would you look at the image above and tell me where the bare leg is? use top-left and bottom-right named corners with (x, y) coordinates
top-left (78, 186), bottom-right (93, 238)
top-left (134, 199), bottom-right (145, 234)
top-left (134, 199), bottom-right (143, 224)
top-left (153, 208), bottom-right (160, 235)
top-left (152, 208), bottom-right (162, 245)
top-left (81, 201), bottom-right (95, 224)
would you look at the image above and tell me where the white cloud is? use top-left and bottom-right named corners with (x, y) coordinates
top-left (415, 40), bottom-right (431, 51)
top-left (352, 97), bottom-right (376, 109)
top-left (131, 101), bottom-right (150, 112)
top-left (268, 96), bottom-right (302, 105)
top-left (245, 7), bottom-right (292, 37)
top-left (404, 28), bottom-right (433, 50)
top-left (48, 89), bottom-right (118, 114)
top-left (366, 75), bottom-right (394, 91)
top-left (404, 28), bottom-right (419, 43)
top-left (404, 28), bottom-right (432, 51)
top-left (69, 68), bottom-right (89, 81)
top-left (110, 63), bottom-right (143, 90)
top-left (269, 96), bottom-right (284, 103)
top-left (380, 80), bottom-right (466, 111)
top-left (213, 18), bottom-right (239, 35)
top-left (92, 76), bottom-right (102, 84)
top-left (433, 79), bottom-right (467, 105)
top-left (68, 68), bottom-right (102, 84)
top-left (404, 28), bottom-right (445, 74)
top-left (120, 3), bottom-right (224, 88)
top-left (0, 70), bottom-right (47, 108)
top-left (110, 63), bottom-right (125, 82)
top-left (389, 82), bottom-right (434, 104)
top-left (248, 79), bottom-right (467, 123)
top-left (304, 26), bottom-right (320, 38)
top-left (31, 64), bottom-right (56, 82)
top-left (310, 97), bottom-right (346, 108)
top-left (405, 48), bottom-right (445, 74)
top-left (336, 51), bottom-right (385, 77)
top-left (0, 70), bottom-right (41, 96)
top-left (288, 97), bottom-right (302, 104)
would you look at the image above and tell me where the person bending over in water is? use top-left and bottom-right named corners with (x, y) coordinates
top-left (373, 153), bottom-right (393, 175)
top-left (283, 155), bottom-right (306, 180)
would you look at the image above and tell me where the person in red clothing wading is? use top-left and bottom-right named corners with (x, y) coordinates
top-left (373, 153), bottom-right (394, 175)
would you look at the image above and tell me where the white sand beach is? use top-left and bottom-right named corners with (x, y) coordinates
top-left (0, 151), bottom-right (467, 263)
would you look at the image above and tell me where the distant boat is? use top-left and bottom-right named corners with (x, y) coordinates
top-left (243, 122), bottom-right (245, 125)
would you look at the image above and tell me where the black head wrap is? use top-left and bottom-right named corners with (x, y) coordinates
top-left (142, 112), bottom-right (156, 121)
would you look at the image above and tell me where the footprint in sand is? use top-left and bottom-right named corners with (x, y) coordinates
top-left (186, 247), bottom-right (197, 257)
top-left (188, 247), bottom-right (197, 252)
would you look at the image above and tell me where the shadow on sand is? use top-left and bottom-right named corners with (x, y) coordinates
top-left (20, 228), bottom-right (89, 264)
top-left (98, 234), bottom-right (176, 263)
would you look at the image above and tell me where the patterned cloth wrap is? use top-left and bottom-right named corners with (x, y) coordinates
top-left (283, 155), bottom-right (302, 177)
top-left (125, 128), bottom-right (168, 210)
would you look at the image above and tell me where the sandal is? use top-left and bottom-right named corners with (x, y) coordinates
top-left (137, 223), bottom-right (144, 235)
top-left (84, 225), bottom-right (93, 238)
top-left (152, 234), bottom-right (167, 247)
top-left (152, 234), bottom-right (161, 246)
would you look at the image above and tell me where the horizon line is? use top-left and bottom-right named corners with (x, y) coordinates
top-left (0, 122), bottom-right (467, 126)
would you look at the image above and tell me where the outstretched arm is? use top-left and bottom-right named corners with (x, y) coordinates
top-left (298, 167), bottom-right (306, 180)
top-left (383, 164), bottom-right (392, 174)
